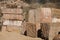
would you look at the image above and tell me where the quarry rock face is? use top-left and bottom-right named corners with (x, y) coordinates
top-left (0, 0), bottom-right (60, 40)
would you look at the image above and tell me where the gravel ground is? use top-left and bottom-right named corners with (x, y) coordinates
top-left (0, 32), bottom-right (42, 40)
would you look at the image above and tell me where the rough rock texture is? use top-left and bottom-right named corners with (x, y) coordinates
top-left (49, 23), bottom-right (60, 40)
top-left (26, 23), bottom-right (37, 38)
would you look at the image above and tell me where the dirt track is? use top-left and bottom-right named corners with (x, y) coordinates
top-left (0, 32), bottom-right (42, 40)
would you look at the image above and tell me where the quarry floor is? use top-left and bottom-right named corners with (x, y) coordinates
top-left (0, 31), bottom-right (42, 40)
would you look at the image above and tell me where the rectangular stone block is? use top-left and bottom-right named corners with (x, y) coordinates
top-left (2, 8), bottom-right (23, 14)
top-left (2, 25), bottom-right (7, 32)
top-left (3, 14), bottom-right (23, 20)
top-left (40, 8), bottom-right (52, 23)
top-left (6, 25), bottom-right (20, 32)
